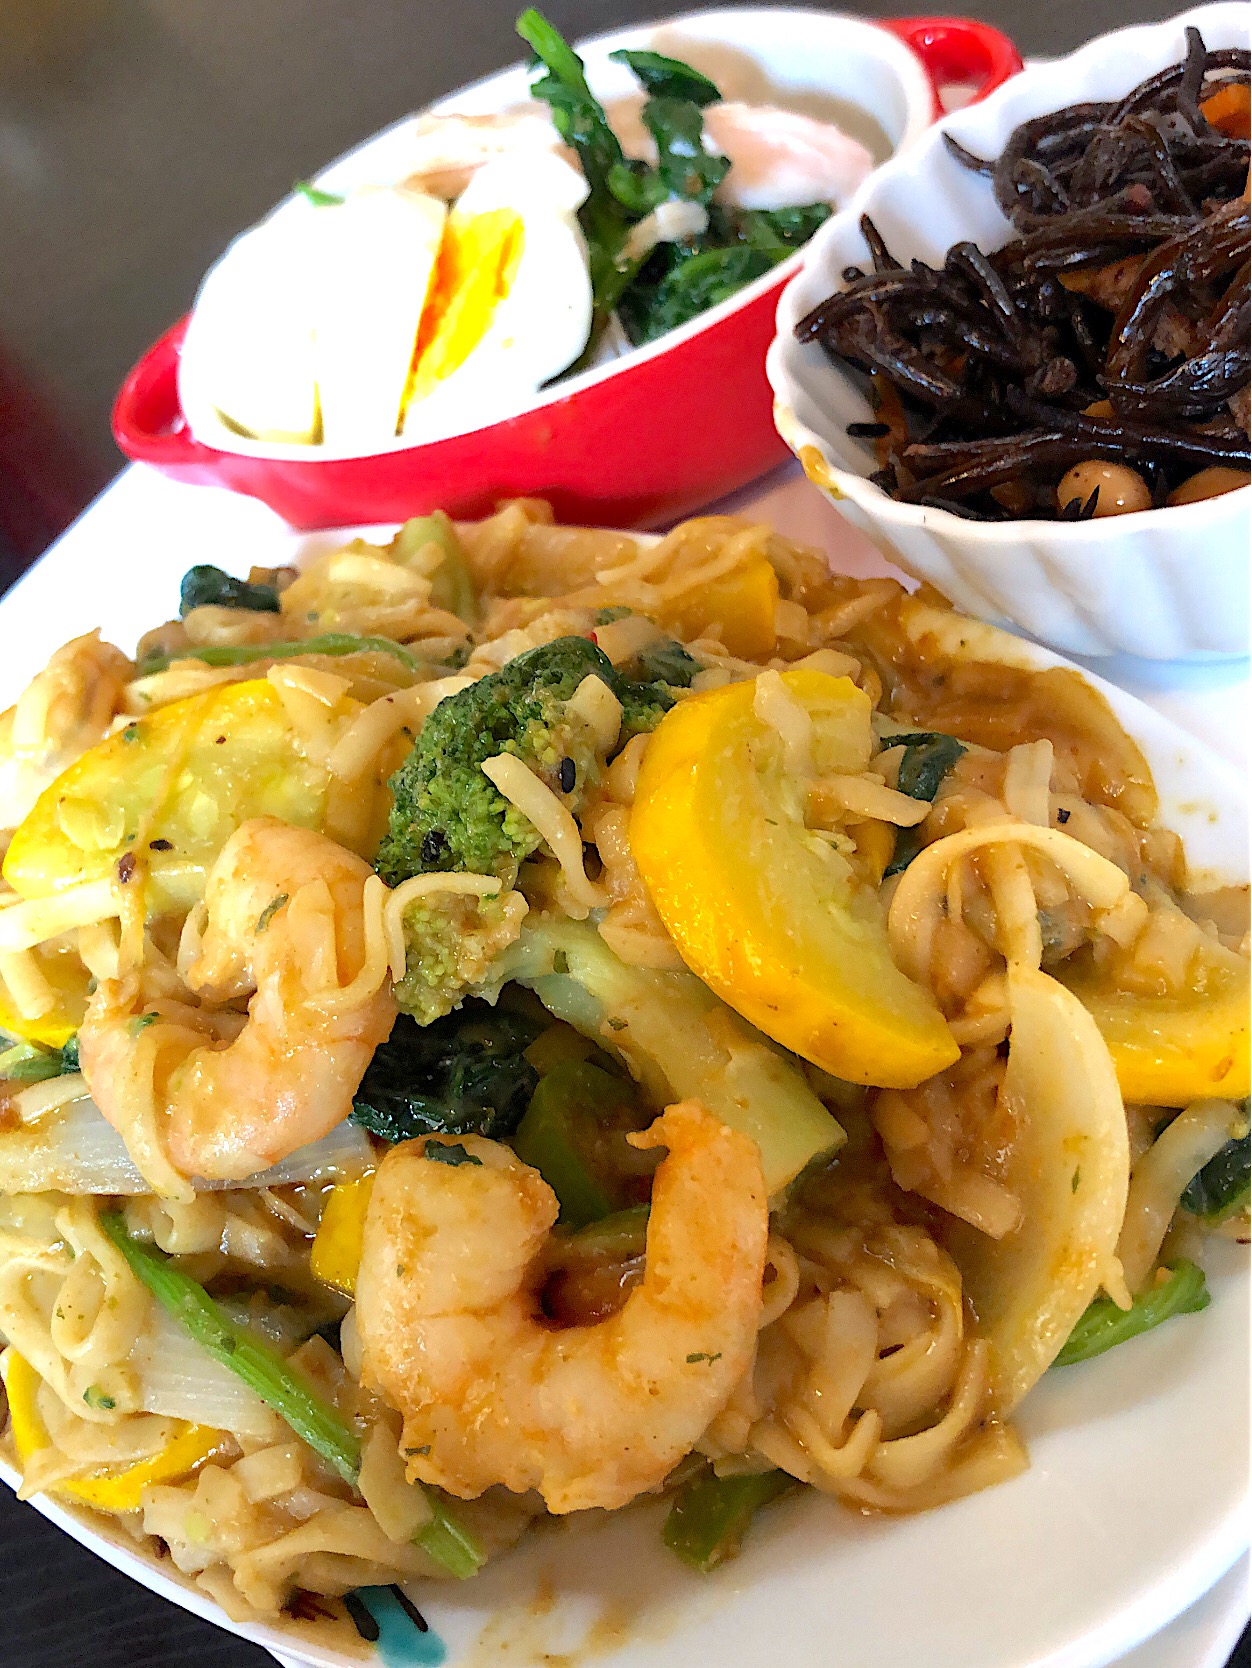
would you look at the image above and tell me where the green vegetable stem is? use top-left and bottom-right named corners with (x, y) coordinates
top-left (513, 1058), bottom-right (637, 1227)
top-left (663, 1468), bottom-right (794, 1572)
top-left (1054, 1261), bottom-right (1211, 1368)
top-left (136, 632), bottom-right (417, 678)
top-left (390, 513), bottom-right (479, 627)
top-left (99, 1212), bottom-right (484, 1580)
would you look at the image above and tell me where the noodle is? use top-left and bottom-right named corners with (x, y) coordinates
top-left (481, 753), bottom-right (603, 911)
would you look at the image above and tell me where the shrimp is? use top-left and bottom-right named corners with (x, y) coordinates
top-left (0, 631), bottom-right (132, 831)
top-left (355, 1100), bottom-right (768, 1514)
top-left (79, 818), bottom-right (395, 1184)
top-left (608, 96), bottom-right (874, 210)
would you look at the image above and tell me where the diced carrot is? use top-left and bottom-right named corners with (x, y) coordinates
top-left (1200, 82), bottom-right (1250, 141)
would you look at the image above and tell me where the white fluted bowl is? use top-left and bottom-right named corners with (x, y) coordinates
top-left (767, 2), bottom-right (1251, 661)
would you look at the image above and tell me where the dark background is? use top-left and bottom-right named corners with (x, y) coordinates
top-left (0, 3), bottom-right (1245, 1665)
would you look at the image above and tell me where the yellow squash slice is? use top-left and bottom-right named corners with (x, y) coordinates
top-left (2, 1350), bottom-right (226, 1512)
top-left (310, 1171), bottom-right (377, 1296)
top-left (0, 942), bottom-right (93, 1047)
top-left (3, 680), bottom-right (345, 916)
top-left (947, 966), bottom-right (1131, 1412)
top-left (658, 555), bottom-right (779, 659)
top-left (1061, 960), bottom-right (1250, 1107)
top-left (630, 669), bottom-right (959, 1089)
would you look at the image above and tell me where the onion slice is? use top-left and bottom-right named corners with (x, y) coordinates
top-left (946, 965), bottom-right (1130, 1412)
top-left (0, 1097), bottom-right (373, 1195)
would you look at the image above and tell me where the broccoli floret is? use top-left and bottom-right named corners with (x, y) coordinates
top-left (376, 636), bottom-right (671, 889)
top-left (393, 891), bottom-right (529, 1025)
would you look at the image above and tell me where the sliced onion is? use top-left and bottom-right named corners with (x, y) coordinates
top-left (130, 1305), bottom-right (277, 1438)
top-left (0, 1096), bottom-right (373, 1195)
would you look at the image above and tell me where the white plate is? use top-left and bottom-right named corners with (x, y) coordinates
top-left (0, 464), bottom-right (1247, 1668)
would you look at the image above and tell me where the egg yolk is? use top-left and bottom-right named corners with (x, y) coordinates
top-left (406, 208), bottom-right (524, 404)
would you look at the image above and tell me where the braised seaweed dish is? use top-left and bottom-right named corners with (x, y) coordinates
top-left (797, 27), bottom-right (1251, 520)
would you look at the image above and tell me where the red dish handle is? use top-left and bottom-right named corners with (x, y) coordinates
top-left (112, 317), bottom-right (217, 467)
top-left (881, 16), bottom-right (1023, 118)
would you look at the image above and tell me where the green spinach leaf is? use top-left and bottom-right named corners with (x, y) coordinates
top-left (631, 637), bottom-right (701, 688)
top-left (350, 1002), bottom-right (544, 1144)
top-left (606, 48), bottom-right (720, 106)
top-left (179, 565), bottom-right (280, 617)
top-left (882, 732), bottom-right (967, 879)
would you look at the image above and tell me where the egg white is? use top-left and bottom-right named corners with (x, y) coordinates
top-left (401, 151), bottom-right (593, 441)
top-left (309, 185), bottom-right (447, 452)
top-left (188, 211), bottom-right (320, 445)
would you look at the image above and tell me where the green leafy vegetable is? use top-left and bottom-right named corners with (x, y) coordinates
top-left (518, 12), bottom-right (830, 357)
top-left (630, 637), bottom-right (701, 689)
top-left (615, 202), bottom-right (830, 345)
top-left (882, 731), bottom-right (967, 879)
top-left (729, 203), bottom-right (833, 253)
top-left (136, 632), bottom-right (417, 678)
top-left (640, 97), bottom-right (729, 204)
top-left (100, 1212), bottom-right (484, 1579)
top-left (423, 1141), bottom-right (483, 1168)
top-left (351, 1002), bottom-right (543, 1144)
top-left (1181, 1127), bottom-right (1251, 1222)
top-left (0, 1037), bottom-right (79, 1084)
top-left (1054, 1261), bottom-right (1211, 1367)
top-left (618, 245), bottom-right (775, 345)
top-left (663, 1468), bottom-right (794, 1572)
top-left (606, 48), bottom-right (720, 105)
top-left (178, 565), bottom-right (280, 618)
top-left (295, 180), bottom-right (345, 207)
top-left (517, 8), bottom-right (636, 328)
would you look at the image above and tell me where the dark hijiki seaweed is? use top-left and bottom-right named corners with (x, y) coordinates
top-left (799, 29), bottom-right (1250, 518)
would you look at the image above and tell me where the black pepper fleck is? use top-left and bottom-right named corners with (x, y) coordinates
top-left (558, 756), bottom-right (576, 793)
top-left (116, 852), bottom-right (137, 884)
top-left (420, 829), bottom-right (448, 865)
top-left (1057, 808), bottom-right (1071, 824)
top-left (149, 837), bottom-right (173, 852)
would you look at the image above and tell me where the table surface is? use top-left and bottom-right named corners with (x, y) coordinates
top-left (0, 3), bottom-right (1247, 1666)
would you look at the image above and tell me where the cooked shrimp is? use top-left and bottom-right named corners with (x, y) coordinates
top-left (608, 96), bottom-right (874, 210)
top-left (79, 818), bottom-right (395, 1184)
top-left (355, 1100), bottom-right (768, 1513)
top-left (0, 631), bottom-right (132, 830)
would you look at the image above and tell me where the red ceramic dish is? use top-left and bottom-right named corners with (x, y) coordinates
top-left (113, 10), bottom-right (1021, 531)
